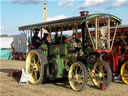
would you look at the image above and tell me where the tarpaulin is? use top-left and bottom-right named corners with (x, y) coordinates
top-left (0, 48), bottom-right (12, 60)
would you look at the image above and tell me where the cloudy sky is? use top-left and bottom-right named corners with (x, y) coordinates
top-left (1, 0), bottom-right (128, 35)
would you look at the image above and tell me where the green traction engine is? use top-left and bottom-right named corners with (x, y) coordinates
top-left (20, 12), bottom-right (121, 92)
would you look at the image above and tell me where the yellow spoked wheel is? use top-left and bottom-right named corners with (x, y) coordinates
top-left (121, 61), bottom-right (128, 85)
top-left (68, 61), bottom-right (88, 92)
top-left (26, 49), bottom-right (48, 84)
top-left (92, 61), bottom-right (112, 89)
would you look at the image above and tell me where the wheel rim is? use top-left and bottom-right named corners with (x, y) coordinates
top-left (92, 62), bottom-right (109, 88)
top-left (26, 51), bottom-right (42, 84)
top-left (68, 63), bottom-right (85, 91)
top-left (121, 61), bottom-right (128, 85)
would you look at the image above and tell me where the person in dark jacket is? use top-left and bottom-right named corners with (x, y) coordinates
top-left (41, 33), bottom-right (49, 44)
top-left (32, 29), bottom-right (41, 49)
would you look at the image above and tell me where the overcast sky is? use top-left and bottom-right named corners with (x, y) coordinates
top-left (1, 0), bottom-right (128, 35)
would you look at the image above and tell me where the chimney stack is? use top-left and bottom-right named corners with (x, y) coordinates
top-left (80, 11), bottom-right (89, 16)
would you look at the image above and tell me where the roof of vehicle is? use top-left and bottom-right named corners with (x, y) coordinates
top-left (19, 13), bottom-right (122, 32)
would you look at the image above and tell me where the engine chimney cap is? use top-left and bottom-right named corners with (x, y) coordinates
top-left (80, 11), bottom-right (89, 16)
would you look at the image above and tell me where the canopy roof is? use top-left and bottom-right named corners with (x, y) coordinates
top-left (19, 13), bottom-right (122, 32)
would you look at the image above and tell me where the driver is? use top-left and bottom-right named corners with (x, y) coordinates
top-left (32, 29), bottom-right (41, 49)
top-left (71, 33), bottom-right (81, 49)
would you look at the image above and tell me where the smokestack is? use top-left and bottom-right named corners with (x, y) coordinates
top-left (80, 11), bottom-right (89, 16)
top-left (80, 11), bottom-right (89, 52)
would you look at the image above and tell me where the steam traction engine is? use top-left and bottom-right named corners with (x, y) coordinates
top-left (19, 12), bottom-right (121, 91)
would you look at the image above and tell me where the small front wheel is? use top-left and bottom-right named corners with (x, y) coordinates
top-left (121, 61), bottom-right (128, 85)
top-left (68, 61), bottom-right (88, 92)
top-left (92, 61), bottom-right (112, 89)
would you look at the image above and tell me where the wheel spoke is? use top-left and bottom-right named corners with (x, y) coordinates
top-left (95, 67), bottom-right (99, 73)
top-left (79, 68), bottom-right (82, 74)
top-left (34, 72), bottom-right (38, 80)
top-left (100, 64), bottom-right (103, 73)
top-left (75, 66), bottom-right (78, 74)
top-left (73, 67), bottom-right (77, 74)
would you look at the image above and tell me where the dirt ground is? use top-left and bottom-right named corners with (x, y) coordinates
top-left (0, 60), bottom-right (128, 96)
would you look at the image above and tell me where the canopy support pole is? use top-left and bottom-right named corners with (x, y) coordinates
top-left (107, 18), bottom-right (110, 49)
top-left (86, 22), bottom-right (95, 50)
top-left (40, 28), bottom-right (42, 39)
top-left (60, 27), bottom-right (62, 44)
top-left (30, 29), bottom-right (32, 46)
top-left (75, 25), bottom-right (78, 38)
top-left (97, 18), bottom-right (100, 48)
top-left (111, 23), bottom-right (118, 49)
top-left (49, 27), bottom-right (52, 43)
top-left (95, 17), bottom-right (98, 49)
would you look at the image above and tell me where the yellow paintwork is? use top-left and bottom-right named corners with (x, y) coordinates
top-left (92, 61), bottom-right (109, 88)
top-left (26, 50), bottom-right (42, 84)
top-left (121, 61), bottom-right (128, 85)
top-left (68, 63), bottom-right (85, 91)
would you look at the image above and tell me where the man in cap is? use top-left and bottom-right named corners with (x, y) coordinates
top-left (32, 29), bottom-right (41, 49)
top-left (41, 33), bottom-right (49, 44)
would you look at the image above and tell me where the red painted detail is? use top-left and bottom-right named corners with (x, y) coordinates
top-left (19, 55), bottom-right (22, 60)
top-left (113, 53), bottom-right (120, 72)
top-left (96, 49), bottom-right (102, 53)
top-left (95, 49), bottom-right (111, 54)
top-left (32, 45), bottom-right (34, 49)
top-left (10, 71), bottom-right (22, 78)
top-left (12, 47), bottom-right (16, 59)
top-left (100, 83), bottom-right (107, 90)
top-left (87, 72), bottom-right (95, 75)
top-left (105, 49), bottom-right (112, 53)
top-left (104, 54), bottom-right (113, 70)
top-left (65, 38), bottom-right (70, 43)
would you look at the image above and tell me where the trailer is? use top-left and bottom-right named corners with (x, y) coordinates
top-left (12, 34), bottom-right (28, 60)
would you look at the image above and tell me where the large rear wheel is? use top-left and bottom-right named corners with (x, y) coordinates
top-left (26, 49), bottom-right (48, 84)
top-left (121, 61), bottom-right (128, 85)
top-left (68, 61), bottom-right (88, 91)
top-left (92, 61), bottom-right (112, 89)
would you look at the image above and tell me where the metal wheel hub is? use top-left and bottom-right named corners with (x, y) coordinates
top-left (75, 74), bottom-right (80, 80)
top-left (30, 64), bottom-right (38, 72)
top-left (99, 72), bottom-right (103, 78)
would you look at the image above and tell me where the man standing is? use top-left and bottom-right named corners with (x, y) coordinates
top-left (32, 29), bottom-right (41, 49)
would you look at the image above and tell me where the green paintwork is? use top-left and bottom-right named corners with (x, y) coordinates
top-left (86, 13), bottom-right (122, 24)
top-left (39, 44), bottom-right (48, 56)
top-left (49, 44), bottom-right (67, 56)
top-left (56, 55), bottom-right (65, 78)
